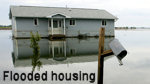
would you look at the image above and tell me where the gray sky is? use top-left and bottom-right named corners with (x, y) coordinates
top-left (1, 0), bottom-right (150, 27)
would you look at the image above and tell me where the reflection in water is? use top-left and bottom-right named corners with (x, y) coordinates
top-left (50, 40), bottom-right (67, 61)
top-left (30, 32), bottom-right (42, 71)
top-left (12, 37), bottom-right (116, 69)
top-left (2, 30), bottom-right (149, 84)
top-left (11, 36), bottom-right (128, 84)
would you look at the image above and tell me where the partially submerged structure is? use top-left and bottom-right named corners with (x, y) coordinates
top-left (9, 6), bottom-right (118, 38)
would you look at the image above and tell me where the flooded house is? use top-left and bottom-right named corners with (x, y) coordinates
top-left (9, 6), bottom-right (118, 38)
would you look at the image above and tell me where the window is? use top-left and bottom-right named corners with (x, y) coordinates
top-left (53, 20), bottom-right (58, 28)
top-left (102, 20), bottom-right (106, 26)
top-left (34, 18), bottom-right (38, 26)
top-left (70, 19), bottom-right (75, 25)
top-left (49, 19), bottom-right (51, 27)
top-left (53, 20), bottom-right (62, 28)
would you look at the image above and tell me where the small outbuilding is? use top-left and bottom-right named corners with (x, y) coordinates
top-left (9, 6), bottom-right (118, 38)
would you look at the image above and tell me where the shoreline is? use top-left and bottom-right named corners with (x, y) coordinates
top-left (0, 28), bottom-right (12, 30)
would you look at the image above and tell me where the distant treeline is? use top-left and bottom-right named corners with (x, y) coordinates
top-left (115, 27), bottom-right (136, 29)
top-left (0, 25), bottom-right (12, 30)
top-left (0, 25), bottom-right (12, 28)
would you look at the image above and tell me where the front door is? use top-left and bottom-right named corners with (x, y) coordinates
top-left (48, 19), bottom-right (64, 35)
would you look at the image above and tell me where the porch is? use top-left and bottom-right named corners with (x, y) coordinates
top-left (47, 14), bottom-right (67, 38)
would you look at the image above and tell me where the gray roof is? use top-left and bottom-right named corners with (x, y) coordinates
top-left (10, 6), bottom-right (118, 20)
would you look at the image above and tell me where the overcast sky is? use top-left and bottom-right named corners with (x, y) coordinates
top-left (1, 0), bottom-right (150, 27)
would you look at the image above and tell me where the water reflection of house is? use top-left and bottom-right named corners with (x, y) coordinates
top-left (12, 38), bottom-right (114, 67)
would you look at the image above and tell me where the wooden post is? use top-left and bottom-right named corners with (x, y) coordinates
top-left (98, 28), bottom-right (105, 84)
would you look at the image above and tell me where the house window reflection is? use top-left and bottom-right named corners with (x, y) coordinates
top-left (54, 47), bottom-right (59, 54)
top-left (70, 49), bottom-right (76, 55)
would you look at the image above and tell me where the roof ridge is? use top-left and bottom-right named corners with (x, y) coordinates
top-left (9, 5), bottom-right (118, 20)
top-left (10, 5), bottom-right (104, 11)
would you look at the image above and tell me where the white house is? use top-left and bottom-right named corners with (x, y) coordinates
top-left (9, 6), bottom-right (118, 38)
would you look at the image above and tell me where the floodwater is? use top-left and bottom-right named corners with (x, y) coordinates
top-left (104, 29), bottom-right (150, 84)
top-left (0, 29), bottom-right (150, 84)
